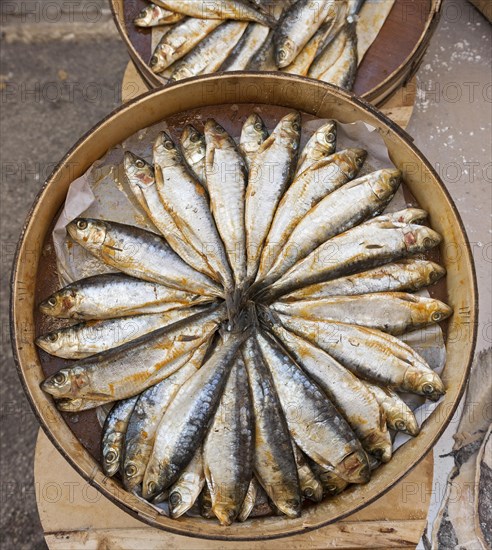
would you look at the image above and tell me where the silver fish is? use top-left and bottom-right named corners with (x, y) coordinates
top-left (241, 336), bottom-right (301, 518)
top-left (310, 461), bottom-right (349, 497)
top-left (122, 344), bottom-right (208, 492)
top-left (170, 22), bottom-right (249, 81)
top-left (150, 18), bottom-right (223, 73)
top-left (366, 208), bottom-right (428, 226)
top-left (266, 320), bottom-right (392, 462)
top-left (256, 331), bottom-right (370, 483)
top-left (274, 0), bottom-right (336, 67)
top-left (153, 132), bottom-right (234, 292)
top-left (204, 119), bottom-right (247, 289)
top-left (255, 148), bottom-right (367, 283)
top-left (36, 305), bottom-right (213, 359)
top-left (364, 382), bottom-right (420, 436)
top-left (142, 331), bottom-right (248, 499)
top-left (295, 121), bottom-right (338, 176)
top-left (246, 31), bottom-right (277, 70)
top-left (134, 4), bottom-right (184, 27)
top-left (203, 355), bottom-right (253, 525)
top-left (245, 112), bottom-right (301, 283)
top-left (154, 0), bottom-right (276, 26)
top-left (124, 151), bottom-right (212, 279)
top-left (280, 259), bottom-right (446, 301)
top-left (261, 168), bottom-right (400, 288)
top-left (309, 20), bottom-right (358, 90)
top-left (221, 23), bottom-right (270, 71)
top-left (276, 314), bottom-right (446, 401)
top-left (260, 221), bottom-right (442, 302)
top-left (67, 219), bottom-right (222, 298)
top-left (102, 397), bottom-right (138, 477)
top-left (41, 305), bottom-right (225, 404)
top-left (239, 113), bottom-right (269, 169)
top-left (292, 444), bottom-right (324, 502)
top-left (168, 446), bottom-right (206, 518)
top-left (272, 292), bottom-right (452, 335)
top-left (180, 125), bottom-right (207, 188)
top-left (237, 477), bottom-right (259, 522)
top-left (38, 273), bottom-right (212, 320)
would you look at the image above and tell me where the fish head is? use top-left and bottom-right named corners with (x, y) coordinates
top-left (403, 367), bottom-right (445, 401)
top-left (41, 366), bottom-right (89, 398)
top-left (314, 121), bottom-right (337, 152)
top-left (142, 462), bottom-right (162, 499)
top-left (361, 430), bottom-right (392, 463)
top-left (276, 112), bottom-right (301, 149)
top-left (320, 470), bottom-right (349, 496)
top-left (424, 261), bottom-right (446, 286)
top-left (122, 452), bottom-right (147, 492)
top-left (67, 218), bottom-right (107, 251)
top-left (168, 488), bottom-right (190, 519)
top-left (339, 148), bottom-right (367, 178)
top-left (242, 113), bottom-right (268, 147)
top-left (403, 225), bottom-right (442, 253)
top-left (102, 432), bottom-right (124, 477)
top-left (149, 44), bottom-right (174, 74)
top-left (134, 5), bottom-right (154, 26)
top-left (392, 208), bottom-right (428, 224)
top-left (123, 152), bottom-right (154, 189)
top-left (424, 298), bottom-right (453, 324)
top-left (56, 398), bottom-right (85, 412)
top-left (36, 330), bottom-right (68, 355)
top-left (39, 287), bottom-right (81, 318)
top-left (276, 38), bottom-right (296, 67)
top-left (336, 449), bottom-right (370, 484)
top-left (391, 411), bottom-right (420, 436)
top-left (153, 131), bottom-right (180, 167)
top-left (370, 169), bottom-right (401, 199)
top-left (182, 124), bottom-right (206, 159)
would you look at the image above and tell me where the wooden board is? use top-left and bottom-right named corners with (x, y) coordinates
top-left (121, 61), bottom-right (417, 129)
top-left (35, 429), bottom-right (434, 549)
top-left (111, 0), bottom-right (441, 105)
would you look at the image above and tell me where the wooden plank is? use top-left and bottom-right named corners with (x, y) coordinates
top-left (35, 430), bottom-right (432, 549)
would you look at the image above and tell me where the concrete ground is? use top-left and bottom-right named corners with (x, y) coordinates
top-left (1, 0), bottom-right (490, 547)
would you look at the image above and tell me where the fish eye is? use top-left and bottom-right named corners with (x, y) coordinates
top-left (105, 450), bottom-right (118, 464)
top-left (135, 159), bottom-right (145, 168)
top-left (147, 481), bottom-right (157, 494)
top-left (169, 492), bottom-right (181, 507)
top-left (325, 132), bottom-right (335, 142)
top-left (47, 333), bottom-right (58, 342)
top-left (292, 122), bottom-right (300, 131)
top-left (423, 237), bottom-right (433, 248)
top-left (150, 56), bottom-right (158, 66)
top-left (164, 140), bottom-right (174, 150)
top-left (254, 122), bottom-right (263, 131)
top-left (53, 372), bottom-right (67, 385)
top-left (395, 420), bottom-right (406, 431)
top-left (431, 311), bottom-right (443, 322)
top-left (125, 464), bottom-right (137, 477)
top-left (422, 383), bottom-right (435, 395)
top-left (303, 487), bottom-right (314, 498)
top-left (326, 484), bottom-right (338, 494)
top-left (139, 9), bottom-right (146, 16)
top-left (348, 169), bottom-right (355, 178)
top-left (47, 297), bottom-right (57, 307)
top-left (76, 220), bottom-right (88, 230)
top-left (279, 49), bottom-right (287, 60)
top-left (190, 132), bottom-right (200, 143)
top-left (214, 124), bottom-right (223, 133)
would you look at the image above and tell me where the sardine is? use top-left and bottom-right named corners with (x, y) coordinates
top-left (280, 260), bottom-right (446, 301)
top-left (101, 397), bottom-right (138, 477)
top-left (310, 461), bottom-right (348, 497)
top-left (366, 208), bottom-right (428, 226)
top-left (124, 152), bottom-right (211, 279)
top-left (260, 221), bottom-right (442, 302)
top-left (295, 121), bottom-right (338, 176)
top-left (203, 356), bottom-right (253, 525)
top-left (38, 273), bottom-right (212, 320)
top-left (204, 119), bottom-right (247, 289)
top-left (168, 446), bottom-right (206, 518)
top-left (239, 113), bottom-right (269, 169)
top-left (67, 219), bottom-right (222, 298)
top-left (255, 148), bottom-right (367, 283)
top-left (266, 320), bottom-right (392, 462)
top-left (261, 168), bottom-right (400, 288)
top-left (180, 125), bottom-right (207, 188)
top-left (153, 132), bottom-right (234, 292)
top-left (274, 0), bottom-right (337, 67)
top-left (150, 18), bottom-right (223, 73)
top-left (170, 22), bottom-right (248, 81)
top-left (292, 444), bottom-right (324, 502)
top-left (41, 305), bottom-right (225, 403)
top-left (272, 292), bottom-right (452, 335)
top-left (134, 4), bottom-right (184, 27)
top-left (36, 305), bottom-right (213, 359)
top-left (309, 20), bottom-right (358, 91)
top-left (122, 344), bottom-right (208, 492)
top-left (242, 336), bottom-right (301, 518)
top-left (142, 330), bottom-right (248, 499)
top-left (276, 314), bottom-right (446, 400)
top-left (237, 477), bottom-right (259, 522)
top-left (364, 382), bottom-right (420, 436)
top-left (220, 23), bottom-right (270, 71)
top-left (154, 0), bottom-right (276, 26)
top-left (245, 112), bottom-right (301, 283)
top-left (200, 484), bottom-right (214, 518)
top-left (256, 331), bottom-right (370, 483)
top-left (246, 31), bottom-right (277, 70)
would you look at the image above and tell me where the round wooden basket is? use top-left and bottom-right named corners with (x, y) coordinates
top-left (110, 0), bottom-right (442, 105)
top-left (11, 74), bottom-right (476, 541)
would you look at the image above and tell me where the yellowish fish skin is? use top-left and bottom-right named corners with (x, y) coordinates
top-left (180, 125), bottom-right (207, 188)
top-left (220, 23), bottom-right (270, 71)
top-left (134, 4), bottom-right (184, 27)
top-left (292, 444), bottom-right (324, 502)
top-left (168, 446), bottom-right (206, 518)
top-left (295, 120), bottom-right (338, 176)
top-left (239, 113), bottom-right (269, 169)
